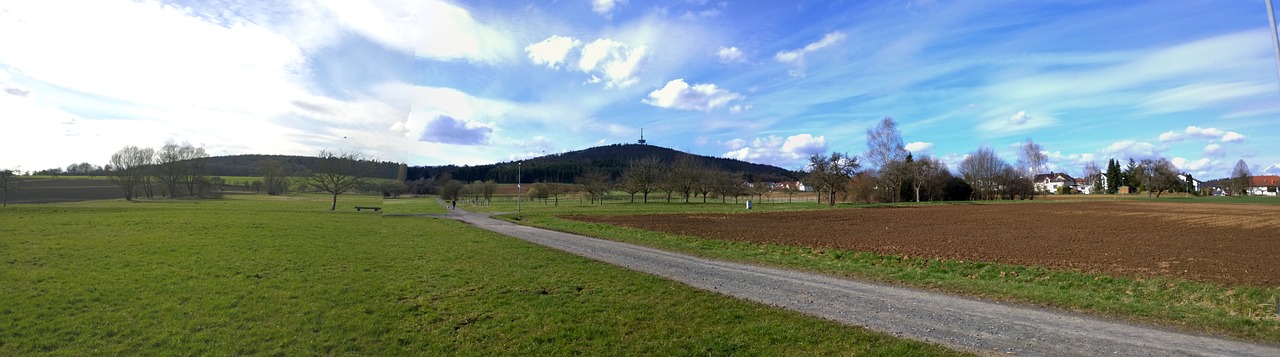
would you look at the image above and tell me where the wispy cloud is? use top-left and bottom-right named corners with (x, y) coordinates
top-left (775, 31), bottom-right (845, 77)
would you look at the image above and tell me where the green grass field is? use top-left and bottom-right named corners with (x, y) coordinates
top-left (468, 198), bottom-right (1280, 343)
top-left (0, 195), bottom-right (962, 355)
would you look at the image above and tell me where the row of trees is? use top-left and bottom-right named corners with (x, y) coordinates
top-left (107, 143), bottom-right (212, 200)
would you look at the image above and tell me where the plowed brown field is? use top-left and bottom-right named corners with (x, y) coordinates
top-left (568, 201), bottom-right (1280, 286)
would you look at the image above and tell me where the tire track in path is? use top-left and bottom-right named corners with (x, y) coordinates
top-left (430, 205), bottom-right (1280, 356)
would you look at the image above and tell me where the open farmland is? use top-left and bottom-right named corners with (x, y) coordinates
top-left (568, 201), bottom-right (1280, 287)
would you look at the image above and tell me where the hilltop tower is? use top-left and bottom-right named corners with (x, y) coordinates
top-left (638, 128), bottom-right (647, 145)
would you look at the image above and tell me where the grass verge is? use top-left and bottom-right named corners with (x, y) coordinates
top-left (496, 204), bottom-right (1280, 344)
top-left (0, 195), bottom-right (963, 355)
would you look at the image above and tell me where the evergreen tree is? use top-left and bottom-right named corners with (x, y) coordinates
top-left (1105, 159), bottom-right (1121, 194)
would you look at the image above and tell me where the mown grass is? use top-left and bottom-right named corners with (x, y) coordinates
top-left (489, 200), bottom-right (1280, 343)
top-left (0, 195), bottom-right (963, 355)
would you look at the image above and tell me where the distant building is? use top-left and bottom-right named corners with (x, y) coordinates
top-left (1248, 175), bottom-right (1280, 196)
top-left (1033, 172), bottom-right (1076, 193)
top-left (638, 128), bottom-right (647, 145)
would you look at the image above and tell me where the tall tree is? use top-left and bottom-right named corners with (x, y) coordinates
top-left (1016, 138), bottom-right (1047, 199)
top-left (303, 150), bottom-right (376, 210)
top-left (258, 159), bottom-right (292, 195)
top-left (1105, 159), bottom-right (1121, 194)
top-left (1, 169), bottom-right (21, 207)
top-left (575, 169), bottom-right (613, 205)
top-left (805, 152), bottom-right (859, 206)
top-left (1143, 158), bottom-right (1181, 198)
top-left (621, 156), bottom-right (661, 203)
top-left (107, 146), bottom-right (154, 201)
top-left (1123, 158), bottom-right (1140, 191)
top-left (909, 156), bottom-right (949, 202)
top-left (156, 143), bottom-right (185, 197)
top-left (1230, 159), bottom-right (1251, 196)
top-left (958, 147), bottom-right (1010, 200)
top-left (1082, 161), bottom-right (1102, 194)
top-left (178, 144), bottom-right (209, 197)
top-left (865, 117), bottom-right (909, 202)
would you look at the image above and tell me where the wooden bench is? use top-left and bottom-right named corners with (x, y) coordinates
top-left (354, 206), bottom-right (381, 212)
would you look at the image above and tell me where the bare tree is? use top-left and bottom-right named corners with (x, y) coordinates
top-left (481, 179), bottom-right (497, 204)
top-left (1016, 138), bottom-right (1047, 199)
top-left (1, 169), bottom-right (21, 207)
top-left (865, 117), bottom-right (909, 201)
top-left (179, 144), bottom-right (208, 197)
top-left (304, 150), bottom-right (376, 210)
top-left (108, 146), bottom-right (155, 201)
top-left (1230, 159), bottom-right (1251, 196)
top-left (621, 157), bottom-right (661, 202)
top-left (1082, 161), bottom-right (1102, 194)
top-left (909, 156), bottom-right (949, 202)
top-left (156, 143), bottom-right (185, 197)
top-left (667, 155), bottom-right (703, 203)
top-left (958, 147), bottom-right (1009, 200)
top-left (805, 152), bottom-right (860, 206)
top-left (576, 169), bottom-right (613, 205)
top-left (258, 159), bottom-right (293, 195)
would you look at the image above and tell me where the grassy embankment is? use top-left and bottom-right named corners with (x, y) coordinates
top-left (466, 196), bottom-right (1280, 343)
top-left (0, 194), bottom-right (962, 355)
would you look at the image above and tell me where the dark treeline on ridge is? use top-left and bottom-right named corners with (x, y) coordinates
top-left (406, 144), bottom-right (800, 184)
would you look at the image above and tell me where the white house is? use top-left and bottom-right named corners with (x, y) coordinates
top-left (1249, 176), bottom-right (1280, 196)
top-left (1033, 172), bottom-right (1077, 194)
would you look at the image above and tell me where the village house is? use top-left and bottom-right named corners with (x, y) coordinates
top-left (1249, 175), bottom-right (1280, 196)
top-left (1033, 172), bottom-right (1077, 194)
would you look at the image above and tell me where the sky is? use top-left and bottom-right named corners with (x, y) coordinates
top-left (2, 0), bottom-right (1279, 179)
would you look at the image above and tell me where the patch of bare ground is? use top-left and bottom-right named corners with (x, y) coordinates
top-left (568, 201), bottom-right (1280, 286)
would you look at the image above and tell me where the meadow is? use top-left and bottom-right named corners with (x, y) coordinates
top-left (0, 194), bottom-right (961, 355)
top-left (464, 194), bottom-right (1280, 343)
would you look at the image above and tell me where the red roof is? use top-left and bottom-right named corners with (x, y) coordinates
top-left (1250, 175), bottom-right (1280, 187)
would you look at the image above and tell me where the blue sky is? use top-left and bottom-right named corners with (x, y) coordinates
top-left (2, 0), bottom-right (1278, 179)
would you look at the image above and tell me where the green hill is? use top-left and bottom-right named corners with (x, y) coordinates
top-left (407, 144), bottom-right (800, 184)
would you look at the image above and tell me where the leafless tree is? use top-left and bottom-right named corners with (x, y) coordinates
top-left (1, 169), bottom-right (21, 207)
top-left (909, 156), bottom-right (949, 202)
top-left (621, 157), bottom-right (661, 202)
top-left (865, 117), bottom-right (909, 201)
top-left (156, 143), bottom-right (185, 197)
top-left (258, 159), bottom-right (292, 195)
top-left (576, 169), bottom-right (613, 205)
top-left (1082, 161), bottom-right (1102, 193)
top-left (1230, 159), bottom-right (1251, 196)
top-left (709, 171), bottom-right (742, 203)
top-left (179, 144), bottom-right (208, 197)
top-left (481, 179), bottom-right (497, 203)
top-left (108, 146), bottom-right (155, 201)
top-left (1016, 138), bottom-right (1047, 199)
top-left (667, 155), bottom-right (703, 203)
top-left (958, 147), bottom-right (1009, 200)
top-left (303, 150), bottom-right (376, 210)
top-left (805, 152), bottom-right (859, 206)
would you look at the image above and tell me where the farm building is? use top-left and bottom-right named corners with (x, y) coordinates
top-left (1249, 175), bottom-right (1280, 196)
top-left (1033, 172), bottom-right (1077, 194)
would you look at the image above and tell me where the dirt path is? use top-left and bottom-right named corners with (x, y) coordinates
top-left (431, 205), bottom-right (1280, 356)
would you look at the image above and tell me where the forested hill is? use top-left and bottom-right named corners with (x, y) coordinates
top-left (203, 155), bottom-right (401, 179)
top-left (406, 144), bottom-right (801, 184)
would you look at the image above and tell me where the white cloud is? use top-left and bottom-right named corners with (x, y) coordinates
top-left (1158, 126), bottom-right (1247, 143)
top-left (1099, 140), bottom-right (1166, 161)
top-left (775, 31), bottom-right (845, 77)
top-left (717, 46), bottom-right (746, 63)
top-left (723, 138), bottom-right (747, 150)
top-left (1221, 131), bottom-right (1246, 143)
top-left (526, 35), bottom-right (581, 69)
top-left (592, 0), bottom-right (626, 18)
top-left (1171, 157), bottom-right (1219, 177)
top-left (643, 79), bottom-right (744, 111)
top-left (579, 38), bottom-right (647, 88)
top-left (1140, 82), bottom-right (1272, 114)
top-left (721, 134), bottom-right (827, 168)
top-left (1203, 143), bottom-right (1225, 158)
top-left (1008, 111), bottom-right (1030, 125)
top-left (729, 104), bottom-right (753, 113)
top-left (1158, 131), bottom-right (1182, 142)
top-left (904, 141), bottom-right (935, 154)
top-left (317, 0), bottom-right (515, 63)
top-left (1184, 126), bottom-right (1225, 140)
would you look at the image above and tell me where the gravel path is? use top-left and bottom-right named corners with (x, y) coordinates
top-left (431, 205), bottom-right (1280, 356)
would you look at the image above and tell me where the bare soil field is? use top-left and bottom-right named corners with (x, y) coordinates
top-left (568, 201), bottom-right (1280, 286)
top-left (5, 179), bottom-right (121, 204)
